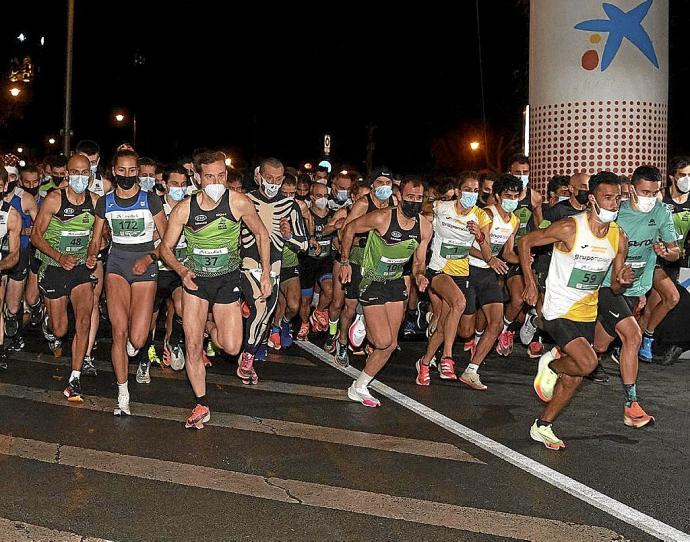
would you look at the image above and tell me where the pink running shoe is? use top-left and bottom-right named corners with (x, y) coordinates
top-left (185, 404), bottom-right (211, 429)
top-left (237, 352), bottom-right (258, 385)
top-left (495, 330), bottom-right (514, 357)
top-left (438, 357), bottom-right (458, 380)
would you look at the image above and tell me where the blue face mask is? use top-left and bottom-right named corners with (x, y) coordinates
top-left (139, 176), bottom-right (156, 192)
top-left (374, 185), bottom-right (393, 201)
top-left (460, 191), bottom-right (478, 209)
top-left (68, 175), bottom-right (89, 194)
top-left (168, 187), bottom-right (186, 202)
top-left (501, 198), bottom-right (519, 213)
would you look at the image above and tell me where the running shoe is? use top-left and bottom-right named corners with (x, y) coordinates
top-left (268, 325), bottom-right (282, 350)
top-left (534, 348), bottom-right (559, 403)
top-left (310, 309), bottom-right (328, 332)
top-left (657, 345), bottom-right (682, 366)
top-left (324, 334), bottom-right (337, 354)
top-left (280, 321), bottom-right (294, 349)
top-left (202, 350), bottom-right (212, 368)
top-left (585, 363), bottom-right (609, 384)
top-left (610, 346), bottom-right (621, 365)
top-left (347, 382), bottom-right (381, 407)
top-left (460, 370), bottom-right (487, 390)
top-left (127, 340), bottom-right (139, 357)
top-left (63, 377), bottom-right (83, 402)
top-left (4, 308), bottom-right (19, 338)
top-left (348, 314), bottom-right (366, 347)
top-left (438, 357), bottom-right (458, 380)
top-left (528, 338), bottom-right (544, 359)
top-left (206, 341), bottom-right (219, 358)
top-left (148, 344), bottom-right (161, 367)
top-left (48, 338), bottom-right (63, 358)
top-left (185, 404), bottom-right (211, 430)
top-left (114, 394), bottom-right (131, 416)
top-left (165, 342), bottom-right (186, 371)
top-left (415, 359), bottom-right (430, 386)
top-left (623, 402), bottom-right (655, 428)
top-left (82, 355), bottom-right (98, 377)
top-left (42, 313), bottom-right (56, 342)
top-left (349, 344), bottom-right (366, 357)
top-left (520, 309), bottom-right (538, 346)
top-left (529, 420), bottom-right (565, 450)
top-left (241, 301), bottom-right (250, 319)
top-left (29, 303), bottom-right (44, 328)
top-left (296, 322), bottom-right (310, 341)
top-left (639, 335), bottom-right (654, 363)
top-left (136, 359), bottom-right (151, 384)
top-left (463, 338), bottom-right (476, 352)
top-left (237, 352), bottom-right (258, 385)
top-left (416, 301), bottom-right (429, 330)
top-left (495, 330), bottom-right (514, 356)
top-left (255, 342), bottom-right (268, 362)
top-left (335, 341), bottom-right (349, 368)
top-left (7, 335), bottom-right (25, 352)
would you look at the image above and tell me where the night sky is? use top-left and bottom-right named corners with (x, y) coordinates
top-left (1, 1), bottom-right (688, 175)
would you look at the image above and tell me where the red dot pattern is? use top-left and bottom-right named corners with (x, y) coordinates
top-left (530, 100), bottom-right (667, 194)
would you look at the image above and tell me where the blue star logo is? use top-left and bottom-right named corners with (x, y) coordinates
top-left (575, 0), bottom-right (659, 71)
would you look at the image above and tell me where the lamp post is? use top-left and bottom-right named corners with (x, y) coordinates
top-left (114, 112), bottom-right (137, 148)
top-left (9, 87), bottom-right (21, 97)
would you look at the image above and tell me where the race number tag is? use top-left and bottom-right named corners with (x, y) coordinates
top-left (59, 230), bottom-right (89, 253)
top-left (192, 247), bottom-right (229, 274)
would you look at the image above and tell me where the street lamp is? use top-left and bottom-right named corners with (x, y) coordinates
top-left (113, 111), bottom-right (137, 147)
top-left (48, 138), bottom-right (56, 145)
top-left (17, 147), bottom-right (23, 154)
top-left (469, 141), bottom-right (480, 152)
top-left (114, 113), bottom-right (125, 122)
top-left (224, 157), bottom-right (233, 168)
top-left (9, 87), bottom-right (21, 97)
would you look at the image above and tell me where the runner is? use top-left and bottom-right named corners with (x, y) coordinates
top-left (415, 172), bottom-right (493, 388)
top-left (339, 176), bottom-right (432, 407)
top-left (160, 150), bottom-right (271, 428)
top-left (86, 149), bottom-right (168, 416)
top-left (76, 139), bottom-right (112, 197)
top-left (18, 164), bottom-right (44, 329)
top-left (31, 154), bottom-right (97, 402)
top-left (0, 168), bottom-right (22, 369)
top-left (520, 171), bottom-right (632, 450)
top-left (592, 167), bottom-right (675, 427)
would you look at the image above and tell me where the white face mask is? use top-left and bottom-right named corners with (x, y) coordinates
top-left (204, 183), bottom-right (226, 202)
top-left (677, 175), bottom-right (690, 194)
top-left (314, 197), bottom-right (328, 210)
top-left (518, 174), bottom-right (529, 189)
top-left (557, 195), bottom-right (569, 203)
top-left (593, 201), bottom-right (618, 223)
top-left (635, 193), bottom-right (656, 213)
top-left (261, 177), bottom-right (281, 198)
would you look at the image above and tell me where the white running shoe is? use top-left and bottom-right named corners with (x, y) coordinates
top-left (520, 309), bottom-right (538, 346)
top-left (114, 394), bottom-right (131, 416)
top-left (127, 340), bottom-right (139, 357)
top-left (348, 314), bottom-right (367, 348)
top-left (534, 348), bottom-right (559, 403)
top-left (347, 382), bottom-right (381, 407)
top-left (136, 361), bottom-right (151, 384)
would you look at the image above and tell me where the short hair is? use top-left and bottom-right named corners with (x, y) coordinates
top-left (434, 177), bottom-right (456, 195)
top-left (478, 171), bottom-right (499, 186)
top-left (20, 164), bottom-right (40, 176)
top-left (75, 139), bottom-right (100, 156)
top-left (669, 156), bottom-right (690, 177)
top-left (401, 175), bottom-right (424, 192)
top-left (138, 156), bottom-right (158, 173)
top-left (508, 154), bottom-right (529, 167)
top-left (259, 157), bottom-right (284, 175)
top-left (227, 170), bottom-right (243, 184)
top-left (631, 165), bottom-right (662, 186)
top-left (47, 155), bottom-right (68, 169)
top-left (282, 173), bottom-right (297, 187)
top-left (113, 149), bottom-right (139, 166)
top-left (495, 174), bottom-right (523, 195)
top-left (457, 170), bottom-right (478, 189)
top-left (162, 164), bottom-right (188, 183)
top-left (310, 180), bottom-right (328, 194)
top-left (589, 171), bottom-right (621, 194)
top-left (297, 174), bottom-right (311, 186)
top-left (547, 174), bottom-right (570, 196)
top-left (194, 151), bottom-right (226, 173)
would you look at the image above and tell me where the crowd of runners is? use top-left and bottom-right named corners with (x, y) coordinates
top-left (2, 141), bottom-right (689, 449)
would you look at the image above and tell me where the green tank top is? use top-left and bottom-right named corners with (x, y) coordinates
top-left (282, 242), bottom-right (299, 268)
top-left (514, 189), bottom-right (533, 242)
top-left (184, 193), bottom-right (241, 277)
top-left (360, 208), bottom-right (420, 293)
top-left (42, 190), bottom-right (95, 266)
top-left (351, 194), bottom-right (393, 266)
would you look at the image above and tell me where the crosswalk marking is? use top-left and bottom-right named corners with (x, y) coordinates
top-left (14, 352), bottom-right (347, 402)
top-left (0, 516), bottom-right (112, 542)
top-left (0, 383), bottom-right (482, 463)
top-left (0, 434), bottom-right (621, 541)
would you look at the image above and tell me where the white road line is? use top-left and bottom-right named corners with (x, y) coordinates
top-left (0, 434), bottom-right (621, 541)
top-left (0, 383), bottom-right (481, 463)
top-left (297, 340), bottom-right (690, 542)
top-left (0, 516), bottom-right (112, 542)
top-left (14, 352), bottom-right (347, 402)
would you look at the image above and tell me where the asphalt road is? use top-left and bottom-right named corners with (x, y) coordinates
top-left (0, 324), bottom-right (688, 541)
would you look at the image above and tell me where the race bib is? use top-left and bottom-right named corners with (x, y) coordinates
top-left (58, 230), bottom-right (90, 254)
top-left (376, 256), bottom-right (408, 278)
top-left (567, 267), bottom-right (607, 290)
top-left (440, 241), bottom-right (470, 260)
top-left (629, 261), bottom-right (646, 281)
top-left (192, 247), bottom-right (229, 274)
top-left (308, 239), bottom-right (331, 258)
top-left (111, 217), bottom-right (145, 237)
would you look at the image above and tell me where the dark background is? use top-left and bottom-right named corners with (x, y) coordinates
top-left (1, 0), bottom-right (687, 175)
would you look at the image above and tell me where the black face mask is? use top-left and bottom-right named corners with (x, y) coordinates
top-left (114, 174), bottom-right (137, 190)
top-left (52, 176), bottom-right (65, 186)
top-left (7, 181), bottom-right (17, 193)
top-left (24, 186), bottom-right (39, 196)
top-left (296, 195), bottom-right (309, 201)
top-left (575, 190), bottom-right (590, 205)
top-left (154, 183), bottom-right (166, 194)
top-left (479, 191), bottom-right (491, 203)
top-left (401, 200), bottom-right (422, 218)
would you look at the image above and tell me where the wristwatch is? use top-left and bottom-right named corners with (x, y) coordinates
top-left (339, 258), bottom-right (350, 266)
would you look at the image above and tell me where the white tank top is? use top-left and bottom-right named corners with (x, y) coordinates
top-left (428, 200), bottom-right (491, 277)
top-left (543, 212), bottom-right (620, 322)
top-left (469, 205), bottom-right (519, 269)
top-left (89, 177), bottom-right (106, 197)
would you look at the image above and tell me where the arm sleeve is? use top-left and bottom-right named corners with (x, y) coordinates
top-left (285, 202), bottom-right (309, 252)
top-left (95, 196), bottom-right (106, 219)
top-left (147, 192), bottom-right (164, 216)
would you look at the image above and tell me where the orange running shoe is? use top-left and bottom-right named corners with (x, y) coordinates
top-left (624, 402), bottom-right (655, 428)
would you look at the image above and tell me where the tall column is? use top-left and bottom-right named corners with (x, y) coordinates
top-left (529, 0), bottom-right (668, 194)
